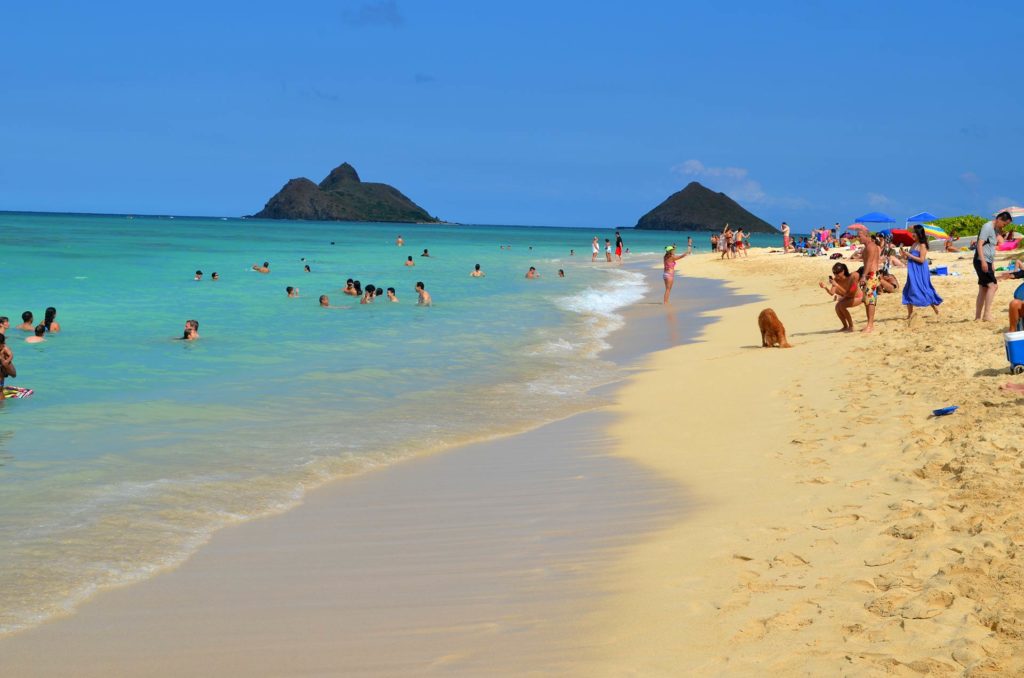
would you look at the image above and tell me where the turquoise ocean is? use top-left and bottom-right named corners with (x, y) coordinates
top-left (0, 212), bottom-right (779, 635)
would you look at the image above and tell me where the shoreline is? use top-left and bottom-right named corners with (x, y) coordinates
top-left (0, 256), bottom-right (737, 675)
top-left (12, 244), bottom-right (1018, 675)
top-left (578, 248), bottom-right (1024, 674)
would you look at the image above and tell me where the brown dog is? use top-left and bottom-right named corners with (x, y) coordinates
top-left (758, 308), bottom-right (792, 348)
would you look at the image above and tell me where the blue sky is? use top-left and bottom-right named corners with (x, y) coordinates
top-left (1, 1), bottom-right (1020, 227)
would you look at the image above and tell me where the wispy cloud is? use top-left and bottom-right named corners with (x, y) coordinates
top-left (867, 192), bottom-right (892, 208)
top-left (673, 159), bottom-right (809, 210)
top-left (342, 1), bottom-right (404, 27)
top-left (960, 171), bottom-right (980, 188)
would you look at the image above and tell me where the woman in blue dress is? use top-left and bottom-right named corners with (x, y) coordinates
top-left (899, 224), bottom-right (943, 319)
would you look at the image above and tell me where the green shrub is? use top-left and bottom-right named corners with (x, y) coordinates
top-left (930, 215), bottom-right (987, 238)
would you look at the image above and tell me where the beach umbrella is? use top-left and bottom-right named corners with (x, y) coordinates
top-left (906, 211), bottom-right (939, 225)
top-left (888, 228), bottom-right (915, 246)
top-left (920, 224), bottom-right (949, 239)
top-left (995, 206), bottom-right (1024, 218)
top-left (854, 211), bottom-right (896, 224)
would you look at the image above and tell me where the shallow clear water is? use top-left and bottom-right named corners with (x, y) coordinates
top-left (0, 212), bottom-right (778, 635)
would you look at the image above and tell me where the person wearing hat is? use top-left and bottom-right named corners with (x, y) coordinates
top-left (662, 243), bottom-right (693, 304)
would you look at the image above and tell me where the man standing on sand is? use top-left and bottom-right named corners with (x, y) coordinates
top-left (614, 231), bottom-right (624, 262)
top-left (854, 225), bottom-right (881, 333)
top-left (975, 211), bottom-right (1014, 321)
top-left (781, 222), bottom-right (791, 252)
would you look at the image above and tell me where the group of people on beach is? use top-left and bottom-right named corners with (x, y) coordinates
top-left (711, 224), bottom-right (751, 259)
top-left (811, 212), bottom-right (1016, 332)
top-left (591, 231), bottom-right (627, 263)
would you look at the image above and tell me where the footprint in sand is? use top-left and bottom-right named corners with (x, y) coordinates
top-left (812, 514), bottom-right (862, 530)
top-left (898, 589), bottom-right (955, 619)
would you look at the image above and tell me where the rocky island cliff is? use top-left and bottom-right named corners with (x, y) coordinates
top-left (252, 163), bottom-right (438, 223)
top-left (635, 181), bottom-right (778, 233)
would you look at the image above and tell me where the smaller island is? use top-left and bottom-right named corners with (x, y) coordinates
top-left (635, 181), bottom-right (778, 233)
top-left (251, 163), bottom-right (439, 223)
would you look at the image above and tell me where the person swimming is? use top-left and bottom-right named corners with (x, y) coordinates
top-left (415, 281), bottom-right (432, 306)
top-left (16, 311), bottom-right (33, 332)
top-left (252, 261), bottom-right (270, 273)
top-left (194, 270), bottom-right (203, 281)
top-left (470, 264), bottom-right (485, 277)
top-left (211, 272), bottom-right (219, 281)
top-left (286, 286), bottom-right (299, 298)
top-left (25, 324), bottom-right (45, 344)
top-left (43, 307), bottom-right (60, 333)
top-left (387, 287), bottom-right (398, 302)
top-left (405, 256), bottom-right (415, 267)
top-left (525, 267), bottom-right (540, 279)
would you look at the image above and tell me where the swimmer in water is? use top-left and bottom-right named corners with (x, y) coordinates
top-left (43, 307), bottom-right (60, 333)
top-left (16, 311), bottom-right (33, 332)
top-left (252, 262), bottom-right (270, 274)
top-left (415, 281), bottom-right (432, 306)
top-left (194, 270), bottom-right (203, 281)
top-left (421, 249), bottom-right (430, 257)
top-left (558, 269), bottom-right (565, 278)
top-left (387, 287), bottom-right (398, 302)
top-left (304, 264), bottom-right (311, 273)
top-left (286, 286), bottom-right (299, 298)
top-left (25, 324), bottom-right (46, 344)
top-left (470, 264), bottom-right (485, 277)
top-left (211, 272), bottom-right (219, 281)
top-left (405, 256), bottom-right (415, 267)
top-left (525, 266), bottom-right (540, 279)
top-left (396, 235), bottom-right (404, 246)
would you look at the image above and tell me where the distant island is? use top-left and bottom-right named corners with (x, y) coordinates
top-left (635, 181), bottom-right (778, 233)
top-left (251, 163), bottom-right (439, 223)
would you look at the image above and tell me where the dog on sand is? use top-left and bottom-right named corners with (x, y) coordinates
top-left (758, 308), bottom-right (792, 348)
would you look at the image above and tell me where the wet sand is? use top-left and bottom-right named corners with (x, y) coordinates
top-left (0, 262), bottom-right (730, 677)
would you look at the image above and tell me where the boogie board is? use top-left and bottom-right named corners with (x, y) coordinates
top-left (2, 386), bottom-right (34, 399)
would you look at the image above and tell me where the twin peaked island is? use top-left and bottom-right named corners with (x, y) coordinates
top-left (252, 163), bottom-right (777, 233)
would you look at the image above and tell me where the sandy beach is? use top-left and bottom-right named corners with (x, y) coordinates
top-left (6, 245), bottom-right (1024, 676)
top-left (580, 247), bottom-right (1024, 676)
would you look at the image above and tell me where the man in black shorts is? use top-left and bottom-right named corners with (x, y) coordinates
top-left (975, 211), bottom-right (1013, 321)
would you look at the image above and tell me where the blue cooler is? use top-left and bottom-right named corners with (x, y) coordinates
top-left (933, 266), bottom-right (948, 276)
top-left (1005, 331), bottom-right (1024, 374)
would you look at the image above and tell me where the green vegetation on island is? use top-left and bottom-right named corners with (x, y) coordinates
top-left (252, 163), bottom-right (439, 223)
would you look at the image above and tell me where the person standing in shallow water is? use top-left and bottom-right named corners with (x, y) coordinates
top-left (662, 244), bottom-right (692, 304)
top-left (615, 231), bottom-right (624, 262)
top-left (900, 225), bottom-right (942, 320)
top-left (0, 333), bottom-right (16, 389)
